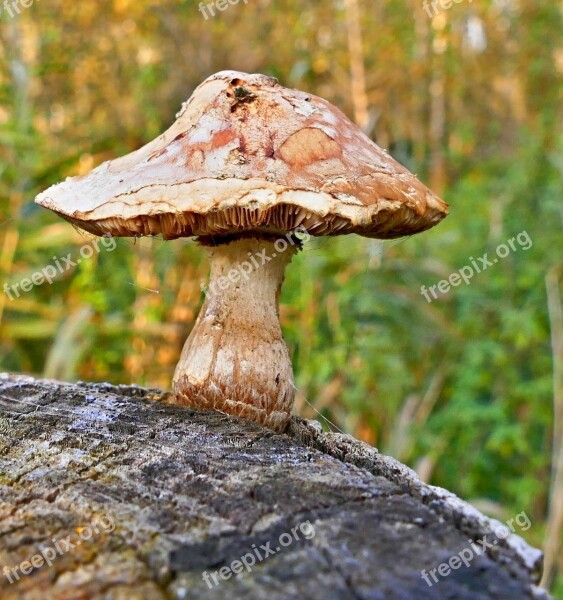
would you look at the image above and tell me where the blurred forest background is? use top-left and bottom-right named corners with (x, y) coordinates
top-left (0, 0), bottom-right (561, 594)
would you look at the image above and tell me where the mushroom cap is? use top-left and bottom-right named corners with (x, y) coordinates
top-left (35, 71), bottom-right (448, 240)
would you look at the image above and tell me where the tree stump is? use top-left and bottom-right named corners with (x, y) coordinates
top-left (0, 374), bottom-right (550, 599)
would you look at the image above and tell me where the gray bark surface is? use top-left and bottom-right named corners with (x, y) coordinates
top-left (0, 374), bottom-right (550, 600)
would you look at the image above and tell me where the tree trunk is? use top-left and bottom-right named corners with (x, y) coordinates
top-left (0, 374), bottom-right (550, 599)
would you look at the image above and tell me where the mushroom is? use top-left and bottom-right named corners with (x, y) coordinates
top-left (35, 70), bottom-right (449, 432)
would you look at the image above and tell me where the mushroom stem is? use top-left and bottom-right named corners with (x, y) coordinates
top-left (172, 237), bottom-right (298, 431)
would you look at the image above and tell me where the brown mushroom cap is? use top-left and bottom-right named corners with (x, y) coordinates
top-left (35, 70), bottom-right (448, 240)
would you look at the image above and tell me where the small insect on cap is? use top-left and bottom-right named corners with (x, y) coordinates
top-left (35, 70), bottom-right (448, 242)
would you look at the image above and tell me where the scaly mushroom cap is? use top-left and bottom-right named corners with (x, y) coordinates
top-left (35, 70), bottom-right (449, 240)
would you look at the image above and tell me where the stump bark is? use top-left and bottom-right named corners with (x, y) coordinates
top-left (0, 374), bottom-right (550, 599)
